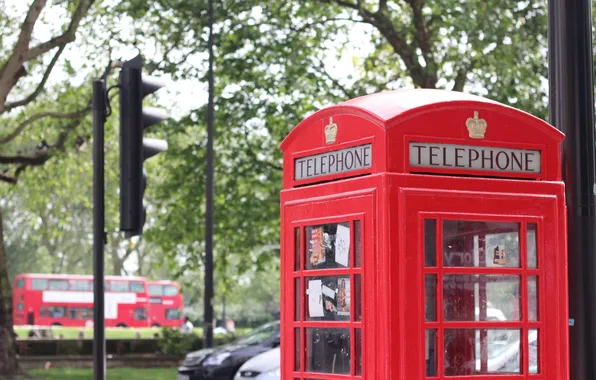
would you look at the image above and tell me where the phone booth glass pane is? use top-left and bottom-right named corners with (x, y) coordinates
top-left (423, 218), bottom-right (542, 377)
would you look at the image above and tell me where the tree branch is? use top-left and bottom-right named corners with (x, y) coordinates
top-left (452, 61), bottom-right (475, 92)
top-left (26, 0), bottom-right (94, 60)
top-left (0, 104), bottom-right (91, 145)
top-left (0, 0), bottom-right (49, 111)
top-left (3, 45), bottom-right (66, 112)
top-left (405, 0), bottom-right (437, 86)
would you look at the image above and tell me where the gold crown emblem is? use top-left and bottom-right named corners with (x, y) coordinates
top-left (466, 111), bottom-right (487, 139)
top-left (324, 117), bottom-right (338, 144)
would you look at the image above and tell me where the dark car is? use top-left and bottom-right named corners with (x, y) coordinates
top-left (178, 321), bottom-right (280, 380)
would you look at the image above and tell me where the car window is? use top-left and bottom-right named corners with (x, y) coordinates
top-left (236, 322), bottom-right (280, 346)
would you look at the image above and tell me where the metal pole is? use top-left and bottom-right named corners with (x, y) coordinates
top-left (92, 80), bottom-right (107, 380)
top-left (548, 0), bottom-right (596, 379)
top-left (204, 0), bottom-right (215, 349)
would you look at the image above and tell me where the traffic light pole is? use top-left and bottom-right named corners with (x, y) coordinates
top-left (548, 0), bottom-right (596, 379)
top-left (204, 0), bottom-right (215, 349)
top-left (92, 79), bottom-right (107, 380)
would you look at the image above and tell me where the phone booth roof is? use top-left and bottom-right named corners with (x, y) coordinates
top-left (281, 89), bottom-right (564, 188)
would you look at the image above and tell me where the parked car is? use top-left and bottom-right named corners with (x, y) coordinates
top-left (233, 347), bottom-right (280, 380)
top-left (178, 321), bottom-right (280, 380)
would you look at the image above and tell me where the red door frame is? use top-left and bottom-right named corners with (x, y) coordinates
top-left (282, 189), bottom-right (377, 380)
top-left (399, 187), bottom-right (565, 380)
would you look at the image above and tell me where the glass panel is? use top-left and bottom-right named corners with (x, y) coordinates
top-left (443, 275), bottom-right (521, 321)
top-left (425, 275), bottom-right (436, 321)
top-left (527, 223), bottom-right (538, 268)
top-left (70, 280), bottom-right (90, 291)
top-left (295, 328), bottom-right (301, 371)
top-left (425, 219), bottom-right (437, 266)
top-left (165, 309), bottom-right (182, 320)
top-left (355, 221), bottom-right (361, 268)
top-left (295, 227), bottom-right (301, 271)
top-left (132, 281), bottom-right (146, 293)
top-left (32, 279), bottom-right (47, 290)
top-left (354, 275), bottom-right (362, 321)
top-left (306, 276), bottom-right (350, 321)
top-left (355, 329), bottom-right (362, 376)
top-left (295, 278), bottom-right (301, 321)
top-left (443, 220), bottom-right (520, 267)
top-left (306, 328), bottom-right (350, 374)
top-left (426, 329), bottom-right (437, 376)
top-left (305, 222), bottom-right (350, 270)
top-left (529, 329), bottom-right (539, 374)
top-left (148, 284), bottom-right (163, 296)
top-left (16, 279), bottom-right (24, 288)
top-left (528, 276), bottom-right (538, 321)
top-left (110, 281), bottom-right (129, 292)
top-left (48, 279), bottom-right (68, 291)
top-left (444, 329), bottom-right (520, 376)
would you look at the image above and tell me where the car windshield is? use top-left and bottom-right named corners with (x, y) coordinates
top-left (236, 322), bottom-right (279, 346)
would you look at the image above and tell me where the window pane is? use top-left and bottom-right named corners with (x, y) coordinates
top-left (443, 221), bottom-right (520, 267)
top-left (426, 329), bottom-right (437, 376)
top-left (134, 307), bottom-right (147, 321)
top-left (70, 280), bottom-right (90, 291)
top-left (444, 329), bottom-right (520, 376)
top-left (49, 280), bottom-right (68, 291)
top-left (295, 328), bottom-right (301, 371)
top-left (528, 276), bottom-right (538, 321)
top-left (527, 223), bottom-right (538, 268)
top-left (425, 219), bottom-right (437, 266)
top-left (306, 328), bottom-right (350, 374)
top-left (131, 281), bottom-right (146, 293)
top-left (355, 220), bottom-right (361, 268)
top-left (295, 278), bottom-right (301, 321)
top-left (355, 329), bottom-right (362, 376)
top-left (49, 306), bottom-right (67, 318)
top-left (165, 309), bottom-right (182, 320)
top-left (110, 281), bottom-right (129, 292)
top-left (16, 279), bottom-right (24, 289)
top-left (306, 276), bottom-right (350, 321)
top-left (425, 275), bottom-right (436, 321)
top-left (70, 308), bottom-right (77, 320)
top-left (32, 279), bottom-right (47, 290)
top-left (444, 275), bottom-right (520, 321)
top-left (305, 222), bottom-right (350, 270)
top-left (529, 329), bottom-right (539, 374)
top-left (354, 275), bottom-right (362, 321)
top-left (148, 284), bottom-right (163, 296)
top-left (295, 227), bottom-right (301, 271)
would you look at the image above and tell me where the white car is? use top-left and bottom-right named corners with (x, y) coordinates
top-left (233, 347), bottom-right (280, 380)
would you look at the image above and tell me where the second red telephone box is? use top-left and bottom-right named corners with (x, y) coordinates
top-left (280, 89), bottom-right (569, 380)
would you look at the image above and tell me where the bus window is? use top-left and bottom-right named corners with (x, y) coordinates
top-left (48, 306), bottom-right (67, 318)
top-left (49, 280), bottom-right (68, 291)
top-left (70, 280), bottom-right (91, 291)
top-left (148, 284), bottom-right (163, 296)
top-left (134, 308), bottom-right (147, 321)
top-left (40, 307), bottom-right (46, 318)
top-left (110, 281), bottom-right (129, 292)
top-left (130, 281), bottom-right (145, 293)
top-left (166, 309), bottom-right (182, 320)
top-left (164, 285), bottom-right (178, 296)
top-left (17, 303), bottom-right (23, 311)
top-left (32, 279), bottom-right (48, 290)
top-left (16, 279), bottom-right (24, 288)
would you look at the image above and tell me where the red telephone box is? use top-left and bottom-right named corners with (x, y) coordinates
top-left (280, 89), bottom-right (569, 380)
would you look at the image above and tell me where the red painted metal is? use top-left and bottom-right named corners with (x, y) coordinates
top-left (280, 89), bottom-right (568, 380)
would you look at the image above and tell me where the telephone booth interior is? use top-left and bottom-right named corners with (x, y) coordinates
top-left (280, 89), bottom-right (568, 380)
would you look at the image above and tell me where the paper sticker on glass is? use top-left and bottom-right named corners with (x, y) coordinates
top-left (307, 276), bottom-right (350, 321)
top-left (306, 222), bottom-right (351, 270)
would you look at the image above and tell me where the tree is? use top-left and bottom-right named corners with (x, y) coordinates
top-left (0, 0), bottom-right (97, 375)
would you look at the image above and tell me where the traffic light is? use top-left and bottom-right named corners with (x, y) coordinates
top-left (119, 54), bottom-right (168, 237)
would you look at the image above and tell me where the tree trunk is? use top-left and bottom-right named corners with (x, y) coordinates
top-left (0, 207), bottom-right (20, 377)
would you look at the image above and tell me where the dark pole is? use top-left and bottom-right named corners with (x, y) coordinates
top-left (548, 0), bottom-right (596, 379)
top-left (204, 0), bottom-right (215, 349)
top-left (92, 80), bottom-right (107, 380)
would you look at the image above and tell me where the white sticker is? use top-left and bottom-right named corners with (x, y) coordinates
top-left (322, 285), bottom-right (336, 299)
top-left (308, 280), bottom-right (324, 317)
top-left (335, 225), bottom-right (350, 267)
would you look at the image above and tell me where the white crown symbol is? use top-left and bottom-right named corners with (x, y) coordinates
top-left (324, 117), bottom-right (338, 144)
top-left (466, 111), bottom-right (487, 139)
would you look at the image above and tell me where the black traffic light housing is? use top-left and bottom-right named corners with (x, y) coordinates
top-left (119, 55), bottom-right (168, 237)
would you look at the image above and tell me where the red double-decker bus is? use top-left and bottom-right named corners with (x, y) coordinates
top-left (147, 280), bottom-right (185, 327)
top-left (13, 273), bottom-right (150, 328)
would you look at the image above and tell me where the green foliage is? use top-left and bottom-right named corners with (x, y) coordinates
top-left (156, 327), bottom-right (198, 355)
